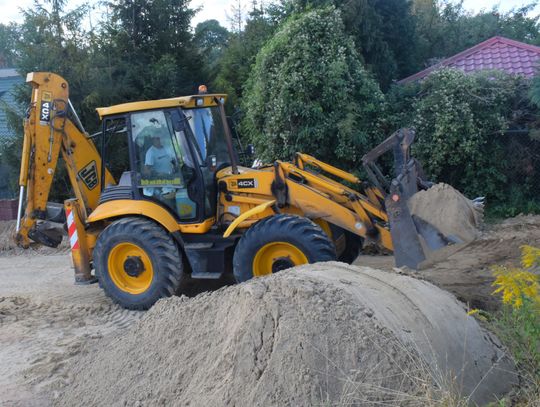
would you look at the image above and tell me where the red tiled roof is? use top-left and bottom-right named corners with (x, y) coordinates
top-left (399, 36), bottom-right (540, 84)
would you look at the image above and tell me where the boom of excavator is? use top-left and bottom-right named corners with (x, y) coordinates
top-left (15, 72), bottom-right (456, 310)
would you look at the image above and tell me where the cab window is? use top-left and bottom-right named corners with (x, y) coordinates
top-left (130, 110), bottom-right (197, 220)
top-left (101, 117), bottom-right (129, 186)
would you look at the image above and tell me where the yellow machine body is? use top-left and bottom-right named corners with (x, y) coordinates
top-left (16, 72), bottom-right (452, 309)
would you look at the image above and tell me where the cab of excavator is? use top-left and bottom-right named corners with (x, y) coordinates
top-left (96, 96), bottom-right (236, 224)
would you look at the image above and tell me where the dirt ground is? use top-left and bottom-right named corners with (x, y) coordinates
top-left (0, 254), bottom-right (143, 406)
top-left (57, 264), bottom-right (515, 407)
top-left (355, 214), bottom-right (540, 311)
top-left (0, 215), bottom-right (538, 405)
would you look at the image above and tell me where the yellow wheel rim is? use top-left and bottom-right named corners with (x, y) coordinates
top-left (252, 241), bottom-right (308, 277)
top-left (107, 242), bottom-right (154, 294)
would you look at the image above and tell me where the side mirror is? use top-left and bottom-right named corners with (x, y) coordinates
top-left (245, 144), bottom-right (255, 157)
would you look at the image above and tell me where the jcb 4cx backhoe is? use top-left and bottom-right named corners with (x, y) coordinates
top-left (16, 72), bottom-right (457, 310)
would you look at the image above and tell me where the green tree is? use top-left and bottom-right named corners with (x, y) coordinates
top-left (10, 0), bottom-right (100, 129)
top-left (274, 0), bottom-right (419, 88)
top-left (96, 0), bottom-right (202, 101)
top-left (413, 1), bottom-right (540, 68)
top-left (0, 23), bottom-right (19, 67)
top-left (214, 7), bottom-right (277, 107)
top-left (194, 19), bottom-right (230, 77)
top-left (242, 7), bottom-right (385, 168)
top-left (530, 71), bottom-right (540, 107)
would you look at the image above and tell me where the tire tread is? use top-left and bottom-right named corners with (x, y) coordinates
top-left (93, 217), bottom-right (182, 310)
top-left (233, 214), bottom-right (336, 282)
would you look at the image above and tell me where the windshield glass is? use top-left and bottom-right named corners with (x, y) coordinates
top-left (130, 110), bottom-right (198, 220)
top-left (131, 110), bottom-right (185, 182)
top-left (183, 106), bottom-right (232, 168)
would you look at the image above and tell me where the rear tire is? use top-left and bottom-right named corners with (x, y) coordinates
top-left (93, 217), bottom-right (183, 310)
top-left (233, 214), bottom-right (336, 283)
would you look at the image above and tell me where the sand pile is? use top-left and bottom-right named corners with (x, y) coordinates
top-left (56, 263), bottom-right (516, 407)
top-left (0, 220), bottom-right (68, 256)
top-left (408, 183), bottom-right (483, 243)
top-left (0, 221), bottom-right (18, 251)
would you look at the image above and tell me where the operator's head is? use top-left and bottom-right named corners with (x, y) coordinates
top-left (152, 135), bottom-right (162, 147)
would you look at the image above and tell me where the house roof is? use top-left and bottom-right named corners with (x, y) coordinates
top-left (399, 36), bottom-right (540, 84)
top-left (0, 68), bottom-right (19, 78)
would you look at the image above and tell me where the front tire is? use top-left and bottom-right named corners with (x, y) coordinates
top-left (93, 217), bottom-right (183, 310)
top-left (233, 214), bottom-right (336, 283)
top-left (337, 230), bottom-right (364, 264)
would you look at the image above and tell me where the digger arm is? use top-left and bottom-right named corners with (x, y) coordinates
top-left (16, 72), bottom-right (114, 249)
top-left (275, 161), bottom-right (394, 250)
top-left (270, 129), bottom-right (452, 269)
top-left (292, 128), bottom-right (455, 269)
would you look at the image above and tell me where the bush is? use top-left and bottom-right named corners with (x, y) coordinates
top-left (241, 7), bottom-right (385, 170)
top-left (388, 69), bottom-right (540, 210)
top-left (411, 69), bottom-right (514, 199)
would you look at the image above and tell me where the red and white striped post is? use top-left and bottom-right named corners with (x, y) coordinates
top-left (64, 199), bottom-right (95, 284)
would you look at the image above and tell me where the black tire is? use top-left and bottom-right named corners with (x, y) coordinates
top-left (93, 217), bottom-right (183, 310)
top-left (233, 214), bottom-right (336, 283)
top-left (337, 230), bottom-right (364, 264)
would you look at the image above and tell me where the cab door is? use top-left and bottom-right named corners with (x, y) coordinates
top-left (130, 109), bottom-right (200, 221)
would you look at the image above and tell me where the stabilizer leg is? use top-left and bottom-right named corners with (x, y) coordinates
top-left (65, 199), bottom-right (97, 284)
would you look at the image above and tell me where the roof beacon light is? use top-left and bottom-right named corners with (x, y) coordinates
top-left (198, 85), bottom-right (208, 94)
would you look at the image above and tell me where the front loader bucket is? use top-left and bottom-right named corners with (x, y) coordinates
top-left (385, 180), bottom-right (459, 269)
top-left (363, 128), bottom-right (465, 270)
top-left (385, 187), bottom-right (426, 269)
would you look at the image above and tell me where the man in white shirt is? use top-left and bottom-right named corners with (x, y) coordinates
top-left (144, 135), bottom-right (175, 176)
top-left (143, 135), bottom-right (176, 198)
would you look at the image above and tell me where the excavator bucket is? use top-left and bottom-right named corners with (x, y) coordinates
top-left (362, 129), bottom-right (467, 269)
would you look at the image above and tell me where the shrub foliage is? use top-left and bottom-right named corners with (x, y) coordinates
top-left (241, 7), bottom-right (385, 169)
top-left (389, 69), bottom-right (539, 205)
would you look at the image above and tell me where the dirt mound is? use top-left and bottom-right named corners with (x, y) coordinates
top-left (0, 296), bottom-right (142, 406)
top-left (419, 214), bottom-right (540, 310)
top-left (409, 183), bottom-right (483, 242)
top-left (0, 221), bottom-right (68, 256)
top-left (56, 264), bottom-right (516, 407)
top-left (357, 214), bottom-right (540, 311)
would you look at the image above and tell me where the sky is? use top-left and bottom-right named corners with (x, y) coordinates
top-left (0, 0), bottom-right (537, 29)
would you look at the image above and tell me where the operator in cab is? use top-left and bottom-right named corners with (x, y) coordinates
top-left (142, 134), bottom-right (177, 203)
top-left (144, 134), bottom-right (176, 177)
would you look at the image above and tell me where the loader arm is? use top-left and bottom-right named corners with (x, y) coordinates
top-left (276, 150), bottom-right (453, 268)
top-left (221, 129), bottom-right (457, 269)
top-left (276, 161), bottom-right (394, 251)
top-left (16, 72), bottom-right (114, 248)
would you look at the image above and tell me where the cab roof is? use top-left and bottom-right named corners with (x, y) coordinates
top-left (96, 94), bottom-right (227, 119)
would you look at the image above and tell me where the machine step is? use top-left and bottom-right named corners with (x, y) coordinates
top-left (191, 271), bottom-right (222, 279)
top-left (184, 242), bottom-right (214, 250)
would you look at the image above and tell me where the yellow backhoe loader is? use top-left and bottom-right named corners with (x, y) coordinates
top-left (16, 72), bottom-right (457, 310)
